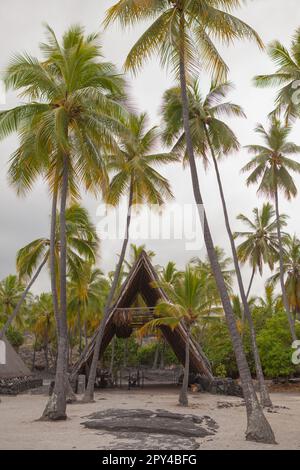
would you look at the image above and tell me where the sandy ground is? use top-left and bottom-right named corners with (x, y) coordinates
top-left (0, 387), bottom-right (300, 450)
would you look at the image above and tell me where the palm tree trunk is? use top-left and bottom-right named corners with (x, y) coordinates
top-left (246, 267), bottom-right (256, 300)
top-left (179, 323), bottom-right (190, 407)
top-left (159, 338), bottom-right (165, 369)
top-left (274, 187), bottom-right (297, 341)
top-left (204, 125), bottom-right (272, 408)
top-left (109, 335), bottom-right (116, 375)
top-left (32, 337), bottom-right (37, 372)
top-left (0, 256), bottom-right (48, 340)
top-left (178, 10), bottom-right (275, 443)
top-left (42, 154), bottom-right (69, 420)
top-left (83, 181), bottom-right (134, 402)
top-left (152, 343), bottom-right (159, 369)
top-left (50, 187), bottom-right (60, 334)
top-left (123, 338), bottom-right (128, 368)
top-left (77, 303), bottom-right (82, 354)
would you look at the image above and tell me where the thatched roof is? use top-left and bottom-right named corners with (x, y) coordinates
top-left (0, 336), bottom-right (31, 379)
top-left (71, 251), bottom-right (213, 379)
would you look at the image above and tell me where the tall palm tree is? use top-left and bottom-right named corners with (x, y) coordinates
top-left (0, 24), bottom-right (125, 420)
top-left (0, 205), bottom-right (98, 339)
top-left (234, 203), bottom-right (288, 299)
top-left (243, 119), bottom-right (300, 342)
top-left (268, 235), bottom-right (300, 321)
top-left (104, 0), bottom-right (275, 442)
top-left (254, 28), bottom-right (300, 122)
top-left (162, 79), bottom-right (272, 406)
top-left (83, 112), bottom-right (177, 402)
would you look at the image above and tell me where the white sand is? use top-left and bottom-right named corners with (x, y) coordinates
top-left (0, 388), bottom-right (300, 450)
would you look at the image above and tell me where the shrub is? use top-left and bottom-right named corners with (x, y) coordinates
top-left (256, 312), bottom-right (300, 378)
top-left (6, 327), bottom-right (24, 349)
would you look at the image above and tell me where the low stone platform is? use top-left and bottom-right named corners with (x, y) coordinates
top-left (0, 376), bottom-right (43, 395)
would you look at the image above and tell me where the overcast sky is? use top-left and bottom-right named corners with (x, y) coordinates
top-left (1, 0), bottom-right (300, 297)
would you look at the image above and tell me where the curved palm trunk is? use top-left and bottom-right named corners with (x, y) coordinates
top-left (205, 125), bottom-right (272, 408)
top-left (178, 11), bottom-right (275, 443)
top-left (83, 182), bottom-right (134, 402)
top-left (42, 154), bottom-right (69, 420)
top-left (246, 267), bottom-right (255, 300)
top-left (274, 187), bottom-right (297, 341)
top-left (0, 256), bottom-right (48, 340)
top-left (179, 323), bottom-right (190, 407)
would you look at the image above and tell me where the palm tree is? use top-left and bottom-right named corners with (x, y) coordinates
top-left (31, 293), bottom-right (56, 371)
top-left (254, 28), bottom-right (300, 122)
top-left (124, 243), bottom-right (156, 273)
top-left (255, 285), bottom-right (283, 318)
top-left (268, 235), bottom-right (300, 321)
top-left (68, 265), bottom-right (109, 352)
top-left (243, 119), bottom-right (300, 342)
top-left (159, 261), bottom-right (182, 285)
top-left (162, 79), bottom-right (272, 406)
top-left (104, 0), bottom-right (275, 442)
top-left (0, 205), bottom-right (98, 340)
top-left (191, 247), bottom-right (234, 311)
top-left (0, 275), bottom-right (26, 333)
top-left (234, 203), bottom-right (288, 299)
top-left (0, 24), bottom-right (125, 420)
top-left (141, 266), bottom-right (207, 406)
top-left (83, 112), bottom-right (177, 402)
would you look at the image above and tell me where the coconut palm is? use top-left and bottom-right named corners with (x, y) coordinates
top-left (0, 24), bottom-right (125, 420)
top-left (159, 261), bottom-right (182, 285)
top-left (191, 247), bottom-right (234, 311)
top-left (0, 275), bottom-right (26, 333)
top-left (31, 293), bottom-right (56, 371)
top-left (68, 265), bottom-right (109, 352)
top-left (83, 112), bottom-right (177, 402)
top-left (268, 235), bottom-right (300, 321)
top-left (254, 28), bottom-right (300, 122)
top-left (140, 266), bottom-right (208, 406)
top-left (243, 119), bottom-right (300, 342)
top-left (255, 285), bottom-right (283, 318)
top-left (234, 203), bottom-right (288, 298)
top-left (0, 205), bottom-right (98, 341)
top-left (104, 0), bottom-right (275, 443)
top-left (162, 79), bottom-right (272, 406)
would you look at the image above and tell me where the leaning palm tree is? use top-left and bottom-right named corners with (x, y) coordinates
top-left (83, 112), bottom-right (177, 402)
top-left (162, 79), bottom-right (272, 407)
top-left (0, 24), bottom-right (125, 420)
top-left (140, 266), bottom-right (208, 406)
top-left (234, 203), bottom-right (288, 298)
top-left (0, 205), bottom-right (98, 340)
top-left (254, 28), bottom-right (300, 123)
top-left (104, 0), bottom-right (275, 442)
top-left (243, 119), bottom-right (300, 342)
top-left (268, 235), bottom-right (300, 322)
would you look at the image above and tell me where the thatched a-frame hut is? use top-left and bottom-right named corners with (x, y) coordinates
top-left (0, 336), bottom-right (31, 379)
top-left (71, 251), bottom-right (213, 380)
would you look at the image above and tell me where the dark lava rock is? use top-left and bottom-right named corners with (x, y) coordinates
top-left (81, 408), bottom-right (218, 440)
